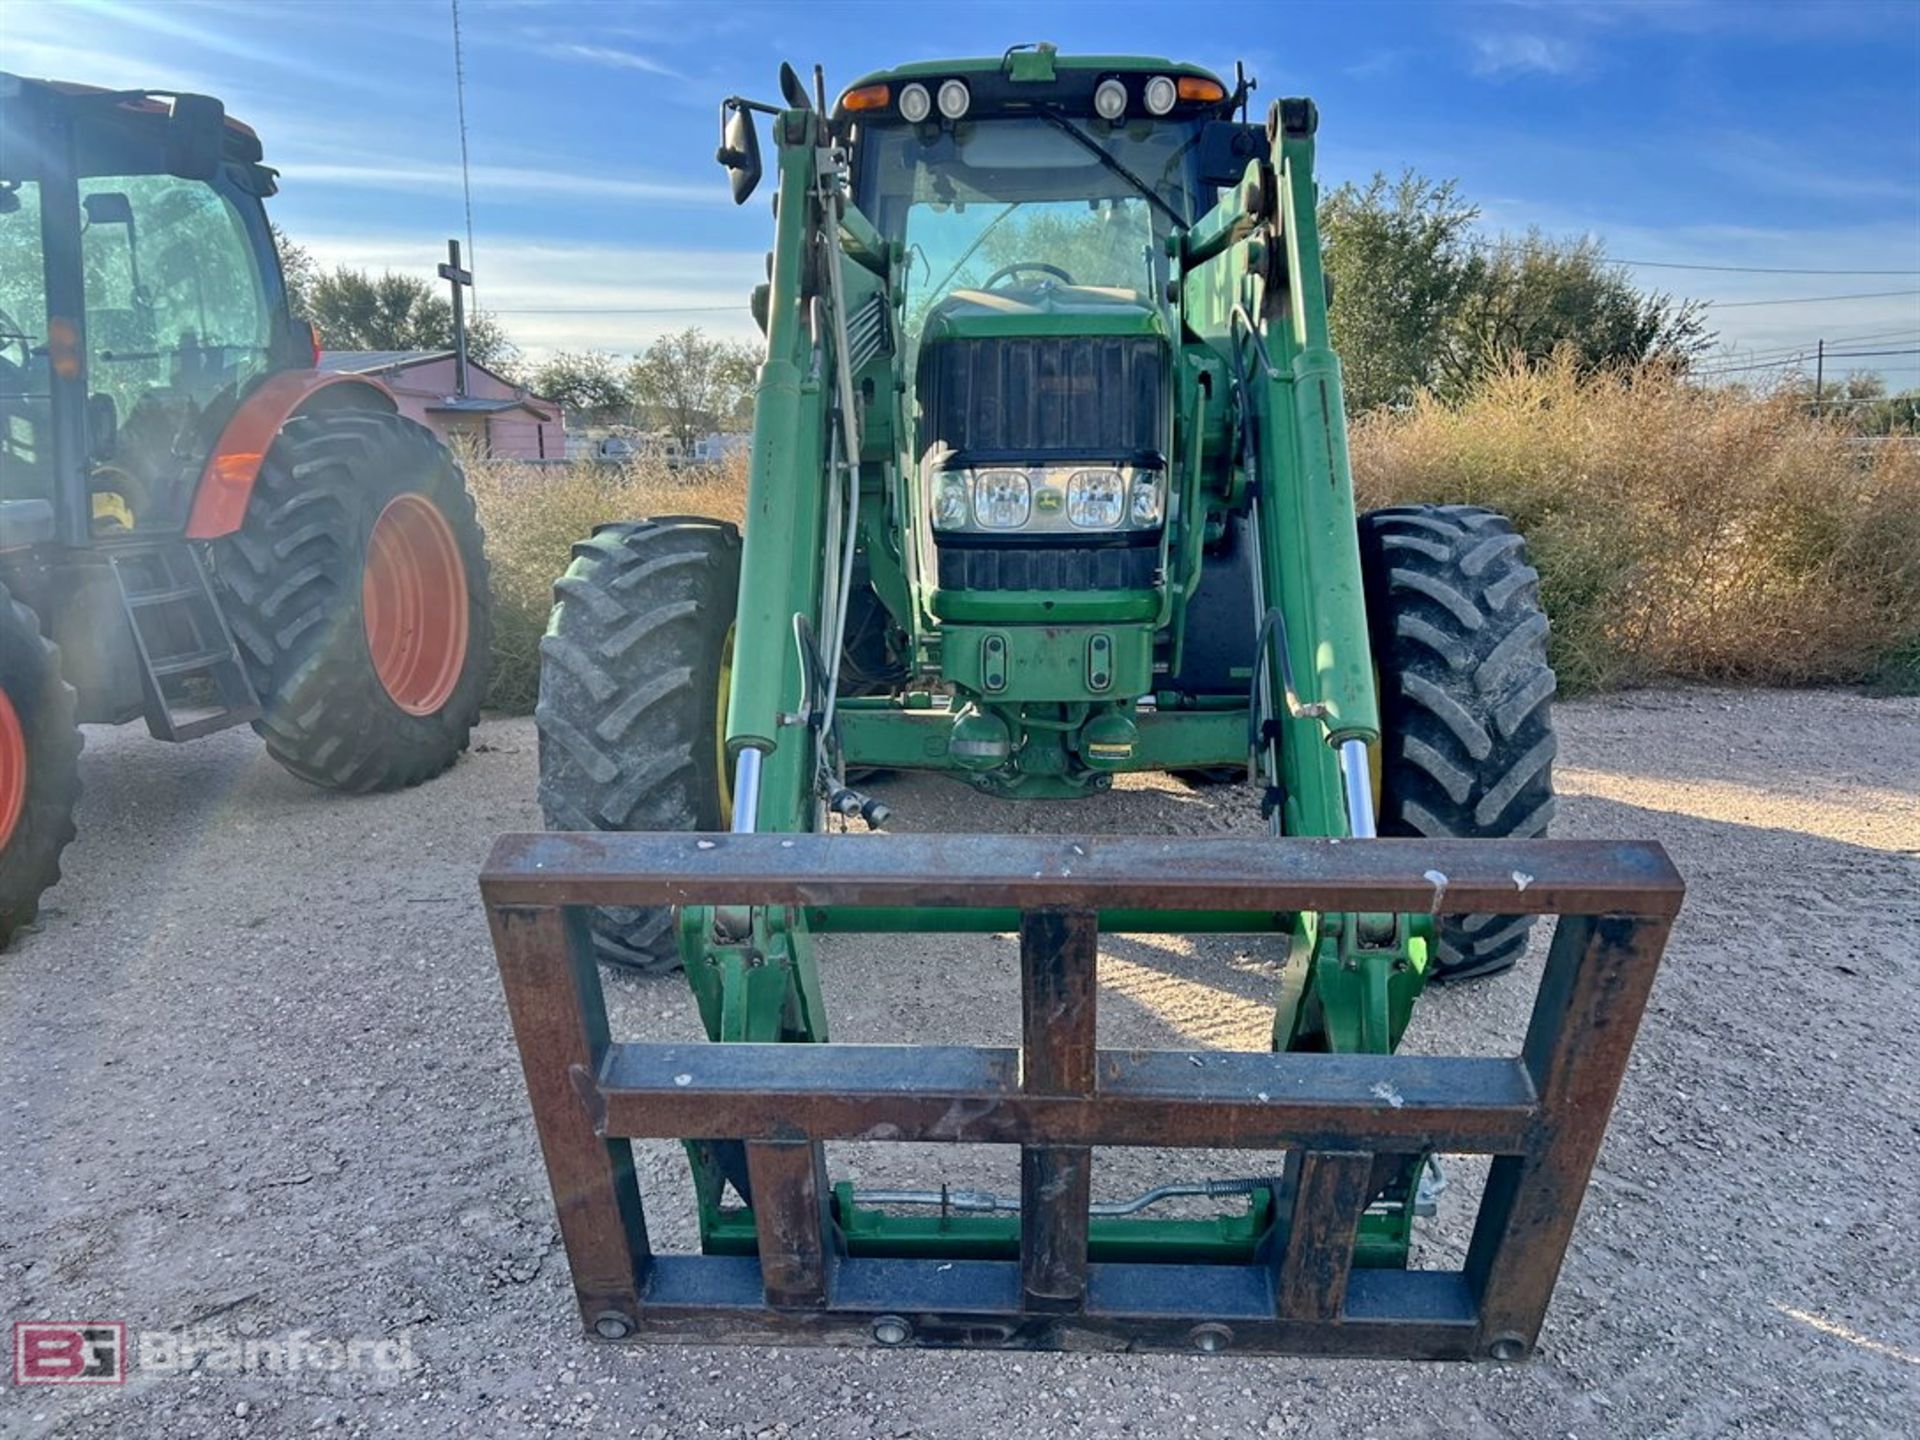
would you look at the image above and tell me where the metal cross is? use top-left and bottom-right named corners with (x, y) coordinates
top-left (438, 238), bottom-right (473, 397)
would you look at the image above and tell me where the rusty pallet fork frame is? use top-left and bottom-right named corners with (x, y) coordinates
top-left (482, 832), bottom-right (1681, 1360)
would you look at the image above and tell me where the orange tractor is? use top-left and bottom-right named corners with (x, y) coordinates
top-left (0, 76), bottom-right (492, 946)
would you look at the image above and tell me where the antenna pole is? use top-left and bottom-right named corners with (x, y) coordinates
top-left (450, 0), bottom-right (478, 301)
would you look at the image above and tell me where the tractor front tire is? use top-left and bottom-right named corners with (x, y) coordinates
top-left (215, 410), bottom-right (491, 793)
top-left (1360, 504), bottom-right (1558, 983)
top-left (536, 519), bottom-right (740, 975)
top-left (0, 586), bottom-right (82, 950)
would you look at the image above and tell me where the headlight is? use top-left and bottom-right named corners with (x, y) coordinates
top-left (1093, 78), bottom-right (1128, 122)
top-left (1067, 469), bottom-right (1126, 529)
top-left (898, 82), bottom-right (931, 123)
top-left (973, 469), bottom-right (1031, 529)
top-left (926, 465), bottom-right (1164, 534)
top-left (937, 79), bottom-right (970, 120)
top-left (1130, 473), bottom-right (1163, 527)
top-left (1144, 75), bottom-right (1177, 116)
top-left (932, 471), bottom-right (970, 529)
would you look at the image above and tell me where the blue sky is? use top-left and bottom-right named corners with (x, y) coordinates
top-left (9, 0), bottom-right (1919, 384)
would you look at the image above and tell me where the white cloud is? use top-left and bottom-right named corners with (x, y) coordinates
top-left (1469, 33), bottom-right (1587, 78)
top-left (538, 42), bottom-right (680, 78)
top-left (281, 156), bottom-right (724, 208)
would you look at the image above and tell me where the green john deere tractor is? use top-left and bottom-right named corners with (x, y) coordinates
top-left (503, 48), bottom-right (1666, 1360)
top-left (1, 76), bottom-right (492, 948)
top-left (538, 50), bottom-right (1556, 986)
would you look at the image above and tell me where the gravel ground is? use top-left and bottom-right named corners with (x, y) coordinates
top-left (2, 686), bottom-right (1916, 1439)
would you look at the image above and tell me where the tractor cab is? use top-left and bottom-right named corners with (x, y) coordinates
top-left (808, 53), bottom-right (1268, 791)
top-left (0, 75), bottom-right (303, 547)
top-left (839, 54), bottom-right (1256, 629)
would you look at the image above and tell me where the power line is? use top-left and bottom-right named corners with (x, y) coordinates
top-left (1694, 348), bottom-right (1920, 378)
top-left (1622, 259), bottom-right (1920, 276)
top-left (1467, 239), bottom-right (1920, 276)
top-left (1822, 347), bottom-right (1920, 359)
top-left (449, 0), bottom-right (477, 301)
top-left (1691, 332), bottom-right (1920, 375)
top-left (1704, 289), bottom-right (1920, 309)
top-left (490, 305), bottom-right (742, 315)
top-left (1702, 327), bottom-right (1920, 363)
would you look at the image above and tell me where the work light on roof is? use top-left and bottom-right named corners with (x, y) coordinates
top-left (898, 82), bottom-right (931, 123)
top-left (1092, 77), bottom-right (1128, 121)
top-left (937, 78), bottom-right (970, 120)
top-left (1144, 75), bottom-right (1177, 116)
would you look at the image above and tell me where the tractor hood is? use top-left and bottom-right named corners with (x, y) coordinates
top-left (920, 282), bottom-right (1165, 344)
top-left (913, 281), bottom-right (1171, 594)
top-left (915, 283), bottom-right (1168, 470)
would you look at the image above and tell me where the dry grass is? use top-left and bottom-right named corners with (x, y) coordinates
top-left (466, 454), bottom-right (746, 711)
top-left (1350, 357), bottom-right (1920, 694)
top-left (465, 366), bottom-right (1920, 713)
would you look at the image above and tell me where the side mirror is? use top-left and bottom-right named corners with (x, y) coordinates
top-left (716, 101), bottom-right (762, 206)
top-left (165, 93), bottom-right (226, 181)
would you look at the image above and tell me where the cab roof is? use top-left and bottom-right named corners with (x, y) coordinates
top-left (0, 74), bottom-right (264, 163)
top-left (837, 47), bottom-right (1232, 121)
top-left (845, 50), bottom-right (1227, 90)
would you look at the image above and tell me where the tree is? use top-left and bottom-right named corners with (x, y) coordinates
top-left (1319, 170), bottom-right (1715, 409)
top-left (271, 222), bottom-right (318, 319)
top-left (304, 265), bottom-right (518, 371)
top-left (628, 327), bottom-right (759, 453)
top-left (1445, 230), bottom-right (1709, 388)
top-left (1320, 171), bottom-right (1483, 410)
top-left (530, 350), bottom-right (630, 422)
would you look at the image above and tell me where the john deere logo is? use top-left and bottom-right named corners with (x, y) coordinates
top-left (1035, 487), bottom-right (1064, 514)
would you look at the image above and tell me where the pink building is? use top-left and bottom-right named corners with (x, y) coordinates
top-left (318, 351), bottom-right (564, 461)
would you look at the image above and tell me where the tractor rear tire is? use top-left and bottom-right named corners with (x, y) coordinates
top-left (214, 410), bottom-right (492, 793)
top-left (1359, 504), bottom-right (1558, 983)
top-left (0, 586), bottom-right (82, 950)
top-left (536, 519), bottom-right (740, 975)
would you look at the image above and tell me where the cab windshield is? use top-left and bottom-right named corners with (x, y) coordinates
top-left (856, 116), bottom-right (1205, 339)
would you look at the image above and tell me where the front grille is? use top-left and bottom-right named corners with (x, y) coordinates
top-left (936, 543), bottom-right (1158, 592)
top-left (918, 335), bottom-right (1164, 457)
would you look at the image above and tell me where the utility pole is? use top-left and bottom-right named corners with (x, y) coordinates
top-left (1814, 337), bottom-right (1824, 403)
top-left (439, 238), bottom-right (473, 398)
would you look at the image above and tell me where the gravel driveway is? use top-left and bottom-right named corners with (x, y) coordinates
top-left (2, 687), bottom-right (1916, 1439)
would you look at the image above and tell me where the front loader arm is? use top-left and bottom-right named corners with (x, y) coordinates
top-left (723, 106), bottom-right (834, 836)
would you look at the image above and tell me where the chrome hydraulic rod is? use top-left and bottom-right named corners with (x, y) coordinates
top-left (730, 748), bottom-right (764, 834)
top-left (1339, 737), bottom-right (1377, 839)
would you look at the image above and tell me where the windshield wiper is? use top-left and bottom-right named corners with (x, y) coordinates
top-left (1038, 111), bottom-right (1187, 231)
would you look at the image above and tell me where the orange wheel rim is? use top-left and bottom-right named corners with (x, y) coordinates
top-left (362, 494), bottom-right (470, 716)
top-left (0, 688), bottom-right (26, 851)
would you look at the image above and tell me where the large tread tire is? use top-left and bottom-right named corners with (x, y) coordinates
top-left (536, 519), bottom-right (739, 975)
top-left (213, 409), bottom-right (492, 793)
top-left (0, 586), bottom-right (83, 950)
top-left (1359, 504), bottom-right (1558, 983)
